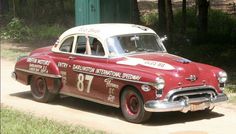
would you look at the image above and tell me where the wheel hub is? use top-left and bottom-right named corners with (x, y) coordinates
top-left (127, 94), bottom-right (140, 114)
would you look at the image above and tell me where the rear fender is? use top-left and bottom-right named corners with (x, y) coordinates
top-left (14, 56), bottom-right (62, 93)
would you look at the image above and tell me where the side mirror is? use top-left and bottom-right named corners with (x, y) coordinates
top-left (160, 35), bottom-right (167, 42)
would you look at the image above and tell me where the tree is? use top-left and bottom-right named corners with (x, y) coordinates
top-left (197, 0), bottom-right (209, 37)
top-left (158, 0), bottom-right (166, 33)
top-left (59, 0), bottom-right (65, 24)
top-left (131, 0), bottom-right (140, 24)
top-left (0, 0), bottom-right (3, 15)
top-left (158, 0), bottom-right (174, 47)
top-left (12, 0), bottom-right (16, 17)
top-left (165, 0), bottom-right (173, 33)
top-left (181, 0), bottom-right (186, 34)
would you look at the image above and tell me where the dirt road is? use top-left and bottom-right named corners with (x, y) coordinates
top-left (1, 59), bottom-right (236, 134)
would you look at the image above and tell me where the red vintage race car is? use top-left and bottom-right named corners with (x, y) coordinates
top-left (12, 24), bottom-right (228, 123)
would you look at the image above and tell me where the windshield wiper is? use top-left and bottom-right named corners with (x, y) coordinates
top-left (137, 48), bottom-right (145, 51)
top-left (144, 49), bottom-right (156, 52)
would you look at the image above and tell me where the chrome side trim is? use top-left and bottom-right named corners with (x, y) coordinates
top-left (73, 69), bottom-right (154, 86)
top-left (164, 85), bottom-right (216, 101)
top-left (11, 72), bottom-right (17, 80)
top-left (15, 68), bottom-right (62, 78)
top-left (60, 91), bottom-right (120, 108)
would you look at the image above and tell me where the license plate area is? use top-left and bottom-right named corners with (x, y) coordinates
top-left (190, 103), bottom-right (209, 111)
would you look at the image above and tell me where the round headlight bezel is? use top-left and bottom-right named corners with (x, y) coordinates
top-left (218, 71), bottom-right (227, 83)
top-left (155, 77), bottom-right (165, 90)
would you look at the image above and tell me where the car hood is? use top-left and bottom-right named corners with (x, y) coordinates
top-left (115, 53), bottom-right (211, 88)
top-left (116, 53), bottom-right (197, 74)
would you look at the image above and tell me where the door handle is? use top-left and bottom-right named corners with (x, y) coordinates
top-left (68, 56), bottom-right (75, 60)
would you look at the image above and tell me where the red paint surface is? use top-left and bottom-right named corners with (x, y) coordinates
top-left (14, 46), bottom-right (224, 107)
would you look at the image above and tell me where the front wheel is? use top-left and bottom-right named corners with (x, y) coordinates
top-left (120, 87), bottom-right (152, 123)
top-left (30, 75), bottom-right (55, 103)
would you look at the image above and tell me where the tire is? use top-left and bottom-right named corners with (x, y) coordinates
top-left (30, 75), bottom-right (55, 103)
top-left (120, 87), bottom-right (152, 123)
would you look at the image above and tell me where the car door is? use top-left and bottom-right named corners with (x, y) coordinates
top-left (65, 35), bottom-right (110, 103)
top-left (50, 36), bottom-right (75, 89)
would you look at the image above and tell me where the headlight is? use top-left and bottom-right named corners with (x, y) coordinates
top-left (218, 71), bottom-right (227, 83)
top-left (17, 55), bottom-right (27, 61)
top-left (155, 77), bottom-right (165, 90)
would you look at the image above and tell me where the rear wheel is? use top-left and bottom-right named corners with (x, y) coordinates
top-left (120, 87), bottom-right (152, 123)
top-left (30, 75), bottom-right (55, 103)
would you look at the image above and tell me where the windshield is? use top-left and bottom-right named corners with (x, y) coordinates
top-left (107, 34), bottom-right (166, 57)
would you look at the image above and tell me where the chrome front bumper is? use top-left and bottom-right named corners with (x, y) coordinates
top-left (144, 93), bottom-right (228, 113)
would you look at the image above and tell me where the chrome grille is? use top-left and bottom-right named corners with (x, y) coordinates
top-left (166, 86), bottom-right (217, 103)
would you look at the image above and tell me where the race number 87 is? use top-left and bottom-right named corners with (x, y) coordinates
top-left (77, 73), bottom-right (94, 93)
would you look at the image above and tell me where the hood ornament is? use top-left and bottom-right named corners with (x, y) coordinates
top-left (175, 58), bottom-right (191, 64)
top-left (186, 75), bottom-right (197, 82)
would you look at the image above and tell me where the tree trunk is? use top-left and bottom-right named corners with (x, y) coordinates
top-left (1, 0), bottom-right (10, 15)
top-left (12, 0), bottom-right (16, 17)
top-left (181, 0), bottom-right (186, 34)
top-left (59, 0), bottom-right (65, 24)
top-left (19, 0), bottom-right (27, 19)
top-left (165, 0), bottom-right (174, 46)
top-left (197, 0), bottom-right (209, 36)
top-left (167, 0), bottom-right (174, 25)
top-left (131, 0), bottom-right (140, 24)
top-left (0, 0), bottom-right (3, 15)
top-left (158, 0), bottom-right (166, 33)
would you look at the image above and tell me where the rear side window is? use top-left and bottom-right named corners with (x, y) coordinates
top-left (74, 36), bottom-right (105, 56)
top-left (75, 36), bottom-right (86, 54)
top-left (59, 37), bottom-right (74, 53)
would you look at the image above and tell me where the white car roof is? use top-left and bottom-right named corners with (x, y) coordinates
top-left (58, 23), bottom-right (156, 41)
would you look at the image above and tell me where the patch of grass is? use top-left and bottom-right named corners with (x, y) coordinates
top-left (225, 85), bottom-right (236, 105)
top-left (1, 49), bottom-right (29, 61)
top-left (1, 43), bottom-right (30, 61)
top-left (228, 95), bottom-right (236, 105)
top-left (1, 107), bottom-right (103, 134)
top-left (225, 85), bottom-right (236, 93)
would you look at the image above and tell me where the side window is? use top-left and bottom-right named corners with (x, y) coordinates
top-left (90, 37), bottom-right (105, 56)
top-left (59, 37), bottom-right (74, 53)
top-left (75, 36), bottom-right (105, 56)
top-left (75, 36), bottom-right (86, 54)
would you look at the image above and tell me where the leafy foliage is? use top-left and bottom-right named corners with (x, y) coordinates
top-left (140, 12), bottom-right (158, 26)
top-left (31, 25), bottom-right (66, 40)
top-left (0, 18), bottom-right (66, 42)
top-left (173, 8), bottom-right (236, 44)
top-left (0, 18), bottom-right (32, 41)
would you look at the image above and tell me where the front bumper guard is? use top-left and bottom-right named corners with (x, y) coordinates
top-left (144, 93), bottom-right (228, 113)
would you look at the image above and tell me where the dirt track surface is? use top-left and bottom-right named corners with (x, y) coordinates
top-left (1, 58), bottom-right (236, 134)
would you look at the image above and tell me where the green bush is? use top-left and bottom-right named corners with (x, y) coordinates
top-left (208, 9), bottom-right (236, 43)
top-left (173, 8), bottom-right (236, 44)
top-left (31, 24), bottom-right (66, 40)
top-left (0, 18), bottom-right (32, 41)
top-left (174, 7), bottom-right (197, 32)
top-left (140, 11), bottom-right (158, 26)
top-left (0, 18), bottom-right (66, 42)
